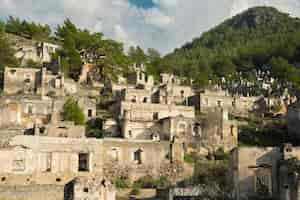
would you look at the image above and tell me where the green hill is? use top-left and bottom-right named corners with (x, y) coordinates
top-left (159, 7), bottom-right (300, 88)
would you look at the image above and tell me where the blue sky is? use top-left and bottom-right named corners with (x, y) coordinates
top-left (129, 0), bottom-right (155, 9)
top-left (0, 0), bottom-right (300, 54)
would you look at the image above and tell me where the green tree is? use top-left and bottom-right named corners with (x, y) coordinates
top-left (62, 98), bottom-right (85, 125)
top-left (269, 57), bottom-right (299, 84)
top-left (5, 16), bottom-right (52, 41)
top-left (128, 46), bottom-right (147, 66)
top-left (0, 22), bottom-right (18, 71)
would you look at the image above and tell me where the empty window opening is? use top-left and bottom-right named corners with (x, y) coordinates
top-left (134, 149), bottom-right (143, 164)
top-left (180, 90), bottom-right (184, 97)
top-left (153, 112), bottom-right (159, 120)
top-left (143, 97), bottom-right (148, 103)
top-left (128, 130), bottom-right (132, 138)
top-left (217, 100), bottom-right (222, 107)
top-left (111, 148), bottom-right (119, 161)
top-left (139, 72), bottom-right (143, 80)
top-left (78, 153), bottom-right (89, 172)
top-left (27, 105), bottom-right (33, 114)
top-left (131, 96), bottom-right (137, 103)
top-left (232, 98), bottom-right (236, 107)
top-left (83, 187), bottom-right (89, 193)
top-left (88, 109), bottom-right (93, 117)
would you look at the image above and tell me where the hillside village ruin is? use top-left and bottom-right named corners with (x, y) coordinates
top-left (1, 31), bottom-right (300, 200)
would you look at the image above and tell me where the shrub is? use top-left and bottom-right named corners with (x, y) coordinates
top-left (154, 176), bottom-right (171, 188)
top-left (133, 175), bottom-right (155, 188)
top-left (184, 153), bottom-right (197, 164)
top-left (62, 98), bottom-right (85, 125)
top-left (114, 178), bottom-right (129, 189)
top-left (130, 184), bottom-right (140, 195)
top-left (214, 148), bottom-right (230, 160)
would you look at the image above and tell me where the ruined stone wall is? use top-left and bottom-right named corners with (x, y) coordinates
top-left (159, 85), bottom-right (194, 105)
top-left (199, 92), bottom-right (234, 113)
top-left (8, 136), bottom-right (103, 175)
top-left (122, 120), bottom-right (156, 139)
top-left (0, 102), bottom-right (22, 128)
top-left (0, 129), bottom-right (23, 147)
top-left (123, 88), bottom-right (152, 103)
top-left (231, 147), bottom-right (281, 200)
top-left (41, 122), bottom-right (85, 138)
top-left (102, 138), bottom-right (183, 180)
top-left (199, 91), bottom-right (257, 116)
top-left (120, 102), bottom-right (195, 121)
top-left (77, 97), bottom-right (97, 120)
top-left (3, 67), bottom-right (41, 95)
top-left (0, 184), bottom-right (64, 200)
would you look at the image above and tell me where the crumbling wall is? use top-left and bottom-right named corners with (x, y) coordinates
top-left (0, 184), bottom-right (64, 200)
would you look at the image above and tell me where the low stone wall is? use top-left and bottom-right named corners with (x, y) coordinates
top-left (0, 184), bottom-right (65, 200)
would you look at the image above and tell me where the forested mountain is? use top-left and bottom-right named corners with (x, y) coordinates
top-left (158, 7), bottom-right (300, 88)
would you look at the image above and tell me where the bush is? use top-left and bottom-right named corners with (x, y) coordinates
top-left (114, 178), bottom-right (129, 189)
top-left (86, 118), bottom-right (105, 138)
top-left (184, 153), bottom-right (198, 164)
top-left (133, 176), bottom-right (171, 189)
top-left (154, 176), bottom-right (171, 188)
top-left (130, 184), bottom-right (140, 195)
top-left (214, 148), bottom-right (230, 160)
top-left (62, 98), bottom-right (85, 125)
top-left (133, 175), bottom-right (155, 188)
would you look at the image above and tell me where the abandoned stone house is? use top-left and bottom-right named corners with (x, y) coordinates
top-left (157, 84), bottom-right (195, 105)
top-left (230, 144), bottom-right (300, 200)
top-left (120, 101), bottom-right (195, 139)
top-left (3, 66), bottom-right (79, 96)
top-left (8, 33), bottom-right (60, 65)
top-left (198, 89), bottom-right (259, 116)
top-left (127, 64), bottom-right (154, 90)
top-left (4, 67), bottom-right (63, 95)
top-left (0, 95), bottom-right (96, 130)
top-left (0, 135), bottom-right (183, 182)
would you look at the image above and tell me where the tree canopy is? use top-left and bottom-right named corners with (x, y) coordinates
top-left (5, 16), bottom-right (52, 41)
top-left (0, 20), bottom-right (18, 71)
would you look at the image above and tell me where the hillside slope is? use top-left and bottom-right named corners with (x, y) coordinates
top-left (159, 7), bottom-right (300, 87)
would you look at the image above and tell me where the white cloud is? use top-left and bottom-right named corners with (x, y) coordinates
top-left (153, 0), bottom-right (179, 8)
top-left (0, 0), bottom-right (300, 54)
top-left (143, 8), bottom-right (173, 27)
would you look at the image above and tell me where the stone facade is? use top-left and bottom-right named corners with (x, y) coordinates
top-left (0, 95), bottom-right (97, 129)
top-left (8, 33), bottom-right (60, 65)
top-left (198, 89), bottom-right (259, 117)
top-left (158, 84), bottom-right (194, 105)
top-left (0, 183), bottom-right (65, 200)
top-left (35, 121), bottom-right (86, 138)
top-left (3, 67), bottom-right (67, 96)
top-left (0, 135), bottom-right (183, 182)
top-left (68, 177), bottom-right (116, 200)
top-left (4, 67), bottom-right (41, 95)
top-left (231, 145), bottom-right (300, 200)
top-left (120, 101), bottom-right (195, 139)
top-left (127, 64), bottom-right (154, 90)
